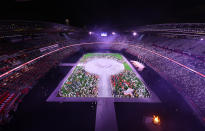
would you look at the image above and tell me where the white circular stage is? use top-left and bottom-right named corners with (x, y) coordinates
top-left (84, 58), bottom-right (124, 97)
top-left (84, 58), bottom-right (124, 76)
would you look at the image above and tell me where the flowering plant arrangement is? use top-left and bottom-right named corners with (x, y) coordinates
top-left (58, 66), bottom-right (98, 97)
top-left (111, 70), bottom-right (150, 98)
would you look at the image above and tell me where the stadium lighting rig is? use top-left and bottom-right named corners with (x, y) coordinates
top-left (89, 31), bottom-right (93, 35)
top-left (133, 32), bottom-right (137, 36)
top-left (101, 32), bottom-right (107, 37)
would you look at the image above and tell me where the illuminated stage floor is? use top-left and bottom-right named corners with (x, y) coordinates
top-left (47, 53), bottom-right (160, 103)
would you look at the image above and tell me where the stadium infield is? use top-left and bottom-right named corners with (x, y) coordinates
top-left (47, 53), bottom-right (159, 103)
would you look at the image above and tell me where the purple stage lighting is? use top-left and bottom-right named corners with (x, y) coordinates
top-left (200, 38), bottom-right (204, 41)
top-left (112, 32), bottom-right (116, 35)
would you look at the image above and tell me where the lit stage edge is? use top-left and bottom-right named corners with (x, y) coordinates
top-left (46, 53), bottom-right (160, 103)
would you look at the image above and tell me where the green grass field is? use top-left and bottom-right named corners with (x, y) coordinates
top-left (123, 62), bottom-right (132, 71)
top-left (82, 53), bottom-right (123, 61)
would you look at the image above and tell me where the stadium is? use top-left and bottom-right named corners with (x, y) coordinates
top-left (0, 20), bottom-right (205, 131)
top-left (1, 0), bottom-right (205, 131)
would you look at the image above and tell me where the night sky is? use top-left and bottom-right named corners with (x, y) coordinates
top-left (1, 0), bottom-right (205, 27)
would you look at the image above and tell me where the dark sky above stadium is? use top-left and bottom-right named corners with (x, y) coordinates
top-left (1, 0), bottom-right (205, 27)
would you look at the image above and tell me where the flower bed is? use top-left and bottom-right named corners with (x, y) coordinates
top-left (58, 53), bottom-right (150, 98)
top-left (58, 66), bottom-right (98, 97)
top-left (111, 70), bottom-right (150, 98)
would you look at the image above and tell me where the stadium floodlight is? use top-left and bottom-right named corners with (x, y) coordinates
top-left (89, 31), bottom-right (93, 35)
top-left (101, 32), bottom-right (107, 37)
top-left (112, 32), bottom-right (116, 35)
top-left (133, 32), bottom-right (137, 36)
